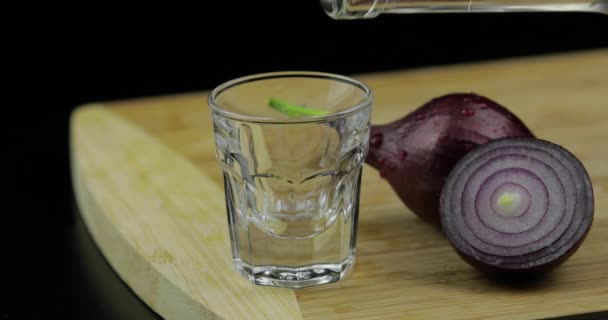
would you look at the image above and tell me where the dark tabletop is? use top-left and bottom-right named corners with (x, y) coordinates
top-left (2, 205), bottom-right (160, 320)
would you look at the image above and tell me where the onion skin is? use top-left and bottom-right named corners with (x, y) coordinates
top-left (440, 137), bottom-right (594, 275)
top-left (366, 93), bottom-right (535, 225)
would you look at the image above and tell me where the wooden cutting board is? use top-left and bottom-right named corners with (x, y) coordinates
top-left (71, 49), bottom-right (608, 320)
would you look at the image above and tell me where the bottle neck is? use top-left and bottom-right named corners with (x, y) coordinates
top-left (322, 0), bottom-right (608, 19)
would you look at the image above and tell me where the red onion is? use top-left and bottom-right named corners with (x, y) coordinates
top-left (440, 137), bottom-right (594, 274)
top-left (366, 93), bottom-right (535, 225)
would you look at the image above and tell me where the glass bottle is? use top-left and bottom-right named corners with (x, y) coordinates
top-left (321, 0), bottom-right (608, 19)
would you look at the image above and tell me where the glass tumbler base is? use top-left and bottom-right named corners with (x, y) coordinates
top-left (234, 256), bottom-right (355, 289)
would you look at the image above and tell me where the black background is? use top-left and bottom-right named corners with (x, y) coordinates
top-left (3, 1), bottom-right (608, 319)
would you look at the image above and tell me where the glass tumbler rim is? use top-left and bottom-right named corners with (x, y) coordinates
top-left (207, 71), bottom-right (373, 124)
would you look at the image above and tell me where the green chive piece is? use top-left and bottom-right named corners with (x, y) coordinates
top-left (268, 98), bottom-right (330, 117)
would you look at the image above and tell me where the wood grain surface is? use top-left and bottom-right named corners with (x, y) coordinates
top-left (71, 49), bottom-right (608, 320)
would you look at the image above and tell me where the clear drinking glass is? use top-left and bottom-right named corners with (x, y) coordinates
top-left (208, 72), bottom-right (373, 289)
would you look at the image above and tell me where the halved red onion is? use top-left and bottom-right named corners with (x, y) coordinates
top-left (440, 137), bottom-right (594, 274)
